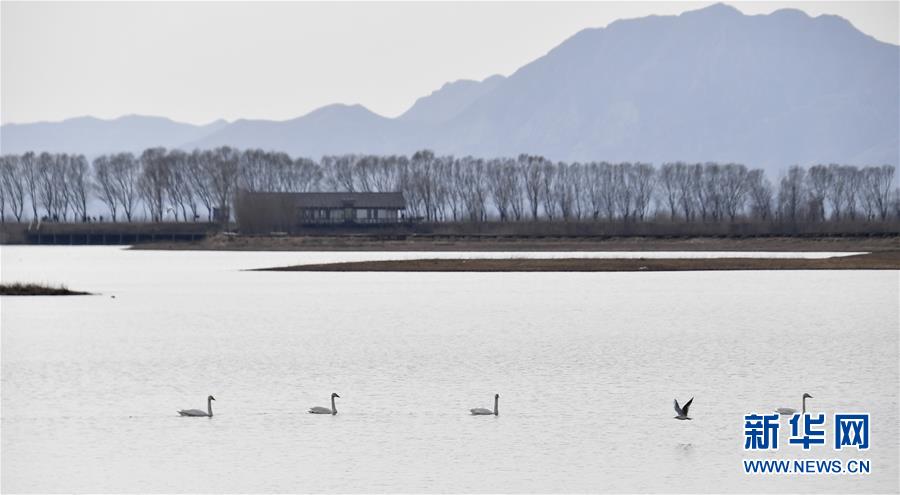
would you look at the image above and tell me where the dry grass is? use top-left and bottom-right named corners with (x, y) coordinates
top-left (0, 282), bottom-right (92, 296)
top-left (258, 251), bottom-right (900, 272)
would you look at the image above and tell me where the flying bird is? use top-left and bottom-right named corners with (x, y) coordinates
top-left (674, 397), bottom-right (693, 420)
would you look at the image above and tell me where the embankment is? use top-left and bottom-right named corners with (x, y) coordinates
top-left (257, 251), bottom-right (900, 272)
top-left (139, 233), bottom-right (900, 253)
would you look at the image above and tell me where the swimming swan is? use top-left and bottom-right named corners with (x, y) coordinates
top-left (775, 393), bottom-right (812, 415)
top-left (178, 395), bottom-right (215, 417)
top-left (674, 397), bottom-right (693, 420)
top-left (470, 394), bottom-right (499, 416)
top-left (309, 393), bottom-right (340, 415)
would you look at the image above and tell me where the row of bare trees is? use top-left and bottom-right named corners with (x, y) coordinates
top-left (0, 148), bottom-right (243, 223)
top-left (1, 148), bottom-right (897, 225)
top-left (0, 153), bottom-right (91, 223)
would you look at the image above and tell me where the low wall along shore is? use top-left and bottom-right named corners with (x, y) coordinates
top-left (0, 222), bottom-right (216, 245)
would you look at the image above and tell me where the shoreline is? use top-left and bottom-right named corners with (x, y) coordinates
top-left (133, 234), bottom-right (900, 253)
top-left (256, 251), bottom-right (900, 272)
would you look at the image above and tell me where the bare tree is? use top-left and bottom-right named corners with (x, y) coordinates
top-left (658, 163), bottom-right (681, 221)
top-left (0, 157), bottom-right (6, 222)
top-left (410, 150), bottom-right (438, 221)
top-left (238, 149), bottom-right (272, 192)
top-left (540, 161), bottom-right (558, 220)
top-left (777, 166), bottom-right (806, 226)
top-left (66, 155), bottom-right (90, 222)
top-left (187, 150), bottom-right (215, 220)
top-left (839, 165), bottom-right (862, 220)
top-left (597, 162), bottom-right (618, 221)
top-left (696, 163), bottom-right (727, 221)
top-left (806, 164), bottom-right (831, 222)
top-left (54, 154), bottom-right (75, 221)
top-left (863, 164), bottom-right (896, 220)
top-left (139, 148), bottom-right (170, 222)
top-left (458, 157), bottom-right (488, 221)
top-left (612, 163), bottom-right (634, 221)
top-left (36, 152), bottom-right (60, 220)
top-left (507, 161), bottom-right (525, 221)
top-left (676, 163), bottom-right (697, 222)
top-left (110, 152), bottom-right (141, 222)
top-left (165, 150), bottom-right (194, 221)
top-left (354, 155), bottom-right (380, 193)
top-left (519, 154), bottom-right (545, 220)
top-left (893, 187), bottom-right (900, 220)
top-left (486, 158), bottom-right (518, 221)
top-left (21, 152), bottom-right (40, 221)
top-left (367, 155), bottom-right (400, 193)
top-left (432, 158), bottom-right (452, 222)
top-left (747, 169), bottom-right (773, 221)
top-left (207, 146), bottom-right (240, 222)
top-left (720, 163), bottom-right (749, 221)
top-left (824, 164), bottom-right (847, 220)
top-left (631, 162), bottom-right (655, 221)
top-left (322, 155), bottom-right (358, 192)
top-left (569, 163), bottom-right (588, 220)
top-left (584, 162), bottom-right (611, 221)
top-left (93, 155), bottom-right (120, 221)
top-left (552, 162), bottom-right (576, 220)
top-left (288, 157), bottom-right (323, 192)
top-left (0, 155), bottom-right (27, 221)
top-left (441, 157), bottom-right (462, 221)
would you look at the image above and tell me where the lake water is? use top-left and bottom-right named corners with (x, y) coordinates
top-left (1, 246), bottom-right (897, 493)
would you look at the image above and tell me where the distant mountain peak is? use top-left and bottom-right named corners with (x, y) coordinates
top-left (399, 74), bottom-right (506, 124)
top-left (0, 114), bottom-right (230, 156)
top-left (686, 3), bottom-right (742, 16)
top-left (769, 7), bottom-right (810, 20)
top-left (432, 74), bottom-right (505, 92)
top-left (2, 4), bottom-right (896, 169)
top-left (304, 103), bottom-right (387, 123)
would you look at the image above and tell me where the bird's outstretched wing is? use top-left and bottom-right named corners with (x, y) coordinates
top-left (674, 399), bottom-right (683, 416)
top-left (682, 397), bottom-right (694, 416)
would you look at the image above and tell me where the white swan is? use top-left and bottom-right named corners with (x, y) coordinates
top-left (178, 395), bottom-right (215, 417)
top-left (309, 393), bottom-right (340, 415)
top-left (470, 393), bottom-right (499, 416)
top-left (776, 393), bottom-right (812, 415)
top-left (674, 397), bottom-right (693, 420)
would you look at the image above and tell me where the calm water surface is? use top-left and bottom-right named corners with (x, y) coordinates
top-left (1, 247), bottom-right (897, 493)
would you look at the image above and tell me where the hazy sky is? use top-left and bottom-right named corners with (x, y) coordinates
top-left (2, 1), bottom-right (897, 125)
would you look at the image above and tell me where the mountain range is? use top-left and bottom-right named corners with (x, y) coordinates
top-left (2, 3), bottom-right (897, 173)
